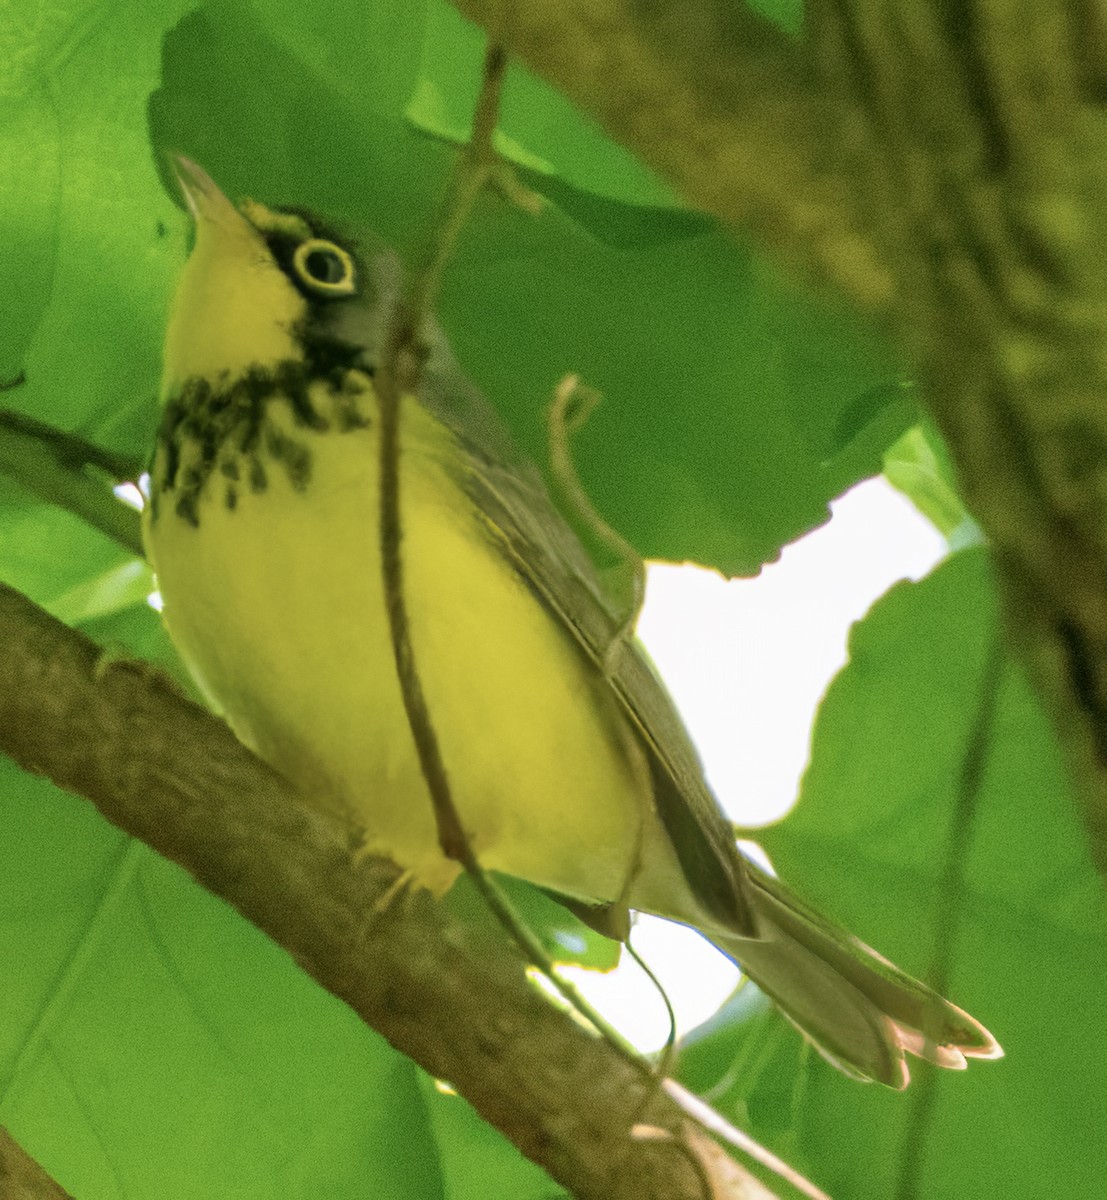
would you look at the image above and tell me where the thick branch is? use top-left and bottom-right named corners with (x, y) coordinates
top-left (0, 583), bottom-right (771, 1200)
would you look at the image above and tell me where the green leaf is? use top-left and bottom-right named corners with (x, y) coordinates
top-left (0, 501), bottom-right (136, 616)
top-left (749, 549), bottom-right (1107, 1199)
top-left (419, 1074), bottom-right (567, 1200)
top-left (0, 0), bottom-right (189, 449)
top-left (409, 2), bottom-right (679, 206)
top-left (2, 0), bottom-right (913, 578)
top-left (445, 872), bottom-right (623, 972)
top-left (46, 558), bottom-right (152, 626)
top-left (0, 763), bottom-right (449, 1200)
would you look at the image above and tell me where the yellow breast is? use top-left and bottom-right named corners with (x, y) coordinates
top-left (143, 372), bottom-right (656, 903)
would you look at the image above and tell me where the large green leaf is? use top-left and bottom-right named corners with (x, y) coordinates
top-left (0, 763), bottom-right (452, 1200)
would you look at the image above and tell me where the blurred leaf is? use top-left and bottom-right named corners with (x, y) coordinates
top-left (410, 2), bottom-right (679, 206)
top-left (0, 502), bottom-right (136, 615)
top-left (0, 763), bottom-right (451, 1200)
top-left (677, 986), bottom-right (815, 1178)
top-left (1, 0), bottom-right (914, 578)
top-left (445, 872), bottom-right (622, 972)
top-left (747, 0), bottom-right (804, 35)
top-left (0, 0), bottom-right (187, 449)
top-left (751, 549), bottom-right (1107, 1199)
top-left (47, 557), bottom-right (152, 626)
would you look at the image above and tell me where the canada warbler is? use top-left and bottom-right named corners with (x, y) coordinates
top-left (143, 157), bottom-right (1001, 1088)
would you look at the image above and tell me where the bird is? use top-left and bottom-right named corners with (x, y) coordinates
top-left (142, 156), bottom-right (1002, 1090)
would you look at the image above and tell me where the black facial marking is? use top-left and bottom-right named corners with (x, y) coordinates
top-left (149, 208), bottom-right (386, 529)
top-left (274, 359), bottom-right (331, 431)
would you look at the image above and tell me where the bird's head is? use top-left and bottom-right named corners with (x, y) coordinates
top-left (162, 157), bottom-right (397, 399)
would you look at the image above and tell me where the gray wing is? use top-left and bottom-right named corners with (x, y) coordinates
top-left (419, 344), bottom-right (757, 938)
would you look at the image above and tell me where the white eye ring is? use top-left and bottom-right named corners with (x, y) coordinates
top-left (292, 239), bottom-right (356, 296)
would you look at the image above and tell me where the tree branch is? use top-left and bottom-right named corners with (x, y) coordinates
top-left (0, 582), bottom-right (776, 1200)
top-left (0, 408), bottom-right (144, 558)
top-left (0, 1128), bottom-right (74, 1200)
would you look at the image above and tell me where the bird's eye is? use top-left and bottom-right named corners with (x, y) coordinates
top-left (291, 239), bottom-right (356, 296)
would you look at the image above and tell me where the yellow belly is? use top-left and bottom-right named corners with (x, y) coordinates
top-left (143, 383), bottom-right (656, 905)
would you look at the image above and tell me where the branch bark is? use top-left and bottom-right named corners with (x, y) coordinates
top-left (0, 583), bottom-right (774, 1200)
top-left (0, 1129), bottom-right (74, 1200)
top-left (448, 0), bottom-right (1107, 872)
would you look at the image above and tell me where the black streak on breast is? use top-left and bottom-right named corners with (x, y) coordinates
top-left (150, 361), bottom-right (372, 528)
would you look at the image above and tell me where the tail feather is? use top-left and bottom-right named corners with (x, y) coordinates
top-left (712, 865), bottom-right (1002, 1089)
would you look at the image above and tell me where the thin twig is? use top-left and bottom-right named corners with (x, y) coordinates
top-left (0, 408), bottom-right (144, 558)
top-left (374, 27), bottom-right (819, 1195)
top-left (0, 407), bottom-right (142, 480)
top-left (375, 224), bottom-right (648, 1090)
top-left (375, 35), bottom-right (664, 1077)
top-left (402, 39), bottom-right (511, 339)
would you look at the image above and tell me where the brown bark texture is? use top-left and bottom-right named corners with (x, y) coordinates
top-left (0, 1128), bottom-right (74, 1200)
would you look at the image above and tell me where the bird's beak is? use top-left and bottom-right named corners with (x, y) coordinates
top-left (161, 156), bottom-right (301, 395)
top-left (172, 155), bottom-right (247, 233)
